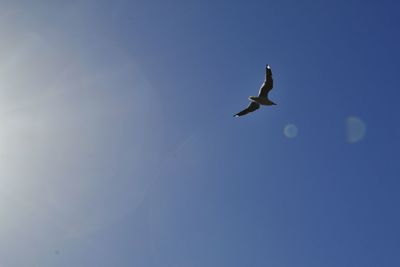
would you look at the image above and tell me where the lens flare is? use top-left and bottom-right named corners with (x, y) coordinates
top-left (284, 124), bottom-right (298, 138)
top-left (346, 116), bottom-right (366, 143)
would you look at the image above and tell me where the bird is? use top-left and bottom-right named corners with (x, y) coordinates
top-left (234, 64), bottom-right (276, 117)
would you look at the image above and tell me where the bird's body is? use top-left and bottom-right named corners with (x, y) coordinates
top-left (248, 96), bottom-right (275, 106)
top-left (234, 65), bottom-right (276, 117)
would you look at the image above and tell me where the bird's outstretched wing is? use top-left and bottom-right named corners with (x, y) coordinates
top-left (234, 101), bottom-right (260, 117)
top-left (258, 65), bottom-right (273, 97)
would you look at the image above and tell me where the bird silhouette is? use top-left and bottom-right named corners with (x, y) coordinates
top-left (234, 64), bottom-right (276, 117)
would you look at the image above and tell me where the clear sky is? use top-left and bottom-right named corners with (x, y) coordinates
top-left (1, 0), bottom-right (400, 266)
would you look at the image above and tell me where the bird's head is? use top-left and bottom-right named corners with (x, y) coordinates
top-left (266, 64), bottom-right (271, 69)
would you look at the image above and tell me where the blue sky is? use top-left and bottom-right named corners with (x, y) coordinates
top-left (0, 0), bottom-right (399, 266)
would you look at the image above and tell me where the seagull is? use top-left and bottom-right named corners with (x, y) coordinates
top-left (234, 64), bottom-right (276, 117)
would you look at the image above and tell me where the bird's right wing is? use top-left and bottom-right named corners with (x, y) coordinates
top-left (258, 65), bottom-right (273, 97)
top-left (234, 101), bottom-right (260, 117)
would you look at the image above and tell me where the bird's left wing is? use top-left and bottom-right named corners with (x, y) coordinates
top-left (258, 65), bottom-right (273, 97)
top-left (234, 101), bottom-right (260, 117)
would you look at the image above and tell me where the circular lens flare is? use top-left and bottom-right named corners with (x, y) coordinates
top-left (346, 116), bottom-right (366, 143)
top-left (284, 124), bottom-right (298, 138)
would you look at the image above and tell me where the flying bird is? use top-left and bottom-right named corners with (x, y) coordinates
top-left (234, 64), bottom-right (276, 117)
